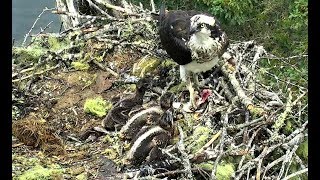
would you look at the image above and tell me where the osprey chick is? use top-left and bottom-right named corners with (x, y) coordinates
top-left (158, 6), bottom-right (229, 110)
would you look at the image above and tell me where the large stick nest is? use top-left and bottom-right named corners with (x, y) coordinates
top-left (12, 0), bottom-right (308, 179)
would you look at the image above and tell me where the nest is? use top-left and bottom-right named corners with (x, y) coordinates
top-left (12, 0), bottom-right (308, 179)
top-left (12, 119), bottom-right (65, 156)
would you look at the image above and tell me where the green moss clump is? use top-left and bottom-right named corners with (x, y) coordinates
top-left (12, 47), bottom-right (45, 64)
top-left (47, 36), bottom-right (69, 51)
top-left (296, 139), bottom-right (308, 161)
top-left (76, 172), bottom-right (88, 180)
top-left (161, 59), bottom-right (177, 67)
top-left (17, 165), bottom-right (63, 180)
top-left (71, 62), bottom-right (90, 71)
top-left (132, 56), bottom-right (161, 77)
top-left (187, 126), bottom-right (212, 153)
top-left (216, 163), bottom-right (235, 180)
top-left (196, 161), bottom-right (214, 171)
top-left (83, 97), bottom-right (112, 117)
top-left (284, 120), bottom-right (293, 134)
top-left (168, 82), bottom-right (187, 93)
top-left (102, 148), bottom-right (118, 160)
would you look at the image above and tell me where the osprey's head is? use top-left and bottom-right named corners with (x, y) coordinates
top-left (188, 14), bottom-right (227, 57)
top-left (189, 14), bottom-right (216, 37)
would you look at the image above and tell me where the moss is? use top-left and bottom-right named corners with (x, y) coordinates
top-left (168, 82), bottom-right (187, 93)
top-left (132, 56), bottom-right (161, 77)
top-left (284, 120), bottom-right (293, 134)
top-left (12, 47), bottom-right (45, 64)
top-left (76, 172), bottom-right (88, 180)
top-left (288, 160), bottom-right (308, 180)
top-left (71, 61), bottom-right (90, 71)
top-left (102, 148), bottom-right (118, 160)
top-left (187, 126), bottom-right (212, 153)
top-left (83, 96), bottom-right (112, 117)
top-left (47, 36), bottom-right (69, 51)
top-left (216, 163), bottom-right (235, 180)
top-left (125, 84), bottom-right (137, 92)
top-left (17, 164), bottom-right (64, 180)
top-left (160, 59), bottom-right (177, 67)
top-left (296, 139), bottom-right (308, 161)
top-left (102, 135), bottom-right (114, 144)
top-left (196, 161), bottom-right (214, 171)
top-left (78, 73), bottom-right (97, 89)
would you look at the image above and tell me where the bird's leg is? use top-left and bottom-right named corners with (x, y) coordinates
top-left (193, 73), bottom-right (200, 92)
top-left (188, 72), bottom-right (199, 110)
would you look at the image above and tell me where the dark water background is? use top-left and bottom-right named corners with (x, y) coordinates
top-left (12, 0), bottom-right (61, 45)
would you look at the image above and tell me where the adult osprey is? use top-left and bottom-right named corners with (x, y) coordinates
top-left (158, 6), bottom-right (229, 110)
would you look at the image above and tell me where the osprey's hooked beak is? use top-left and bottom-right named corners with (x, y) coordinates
top-left (190, 26), bottom-right (200, 35)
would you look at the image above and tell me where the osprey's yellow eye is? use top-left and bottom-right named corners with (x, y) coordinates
top-left (200, 24), bottom-right (205, 28)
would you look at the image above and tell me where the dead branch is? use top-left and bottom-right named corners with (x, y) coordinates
top-left (22, 7), bottom-right (56, 46)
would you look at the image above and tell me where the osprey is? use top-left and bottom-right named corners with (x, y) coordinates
top-left (158, 6), bottom-right (229, 110)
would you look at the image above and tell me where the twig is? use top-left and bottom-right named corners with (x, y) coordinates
top-left (27, 21), bottom-right (53, 47)
top-left (220, 62), bottom-right (265, 116)
top-left (282, 168), bottom-right (308, 180)
top-left (12, 67), bottom-right (35, 78)
top-left (211, 108), bottom-right (230, 179)
top-left (22, 7), bottom-right (56, 46)
top-left (142, 168), bottom-right (203, 179)
top-left (195, 130), bottom-right (221, 155)
top-left (261, 154), bottom-right (286, 179)
top-left (150, 0), bottom-right (156, 12)
top-left (86, 0), bottom-right (113, 18)
top-left (227, 116), bottom-right (265, 130)
top-left (12, 64), bottom-right (60, 83)
top-left (92, 60), bottom-right (119, 77)
top-left (177, 125), bottom-right (194, 179)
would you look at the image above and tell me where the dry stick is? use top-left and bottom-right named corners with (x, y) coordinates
top-left (177, 125), bottom-right (194, 179)
top-left (12, 67), bottom-right (35, 78)
top-left (281, 145), bottom-right (300, 179)
top-left (102, 1), bottom-right (140, 16)
top-left (220, 62), bottom-right (264, 116)
top-left (236, 143), bottom-right (283, 179)
top-left (150, 0), bottom-right (156, 12)
top-left (261, 154), bottom-right (286, 179)
top-left (145, 168), bottom-right (202, 179)
top-left (12, 64), bottom-right (60, 83)
top-left (227, 116), bottom-right (265, 130)
top-left (273, 90), bottom-right (307, 131)
top-left (195, 130), bottom-right (222, 155)
top-left (22, 7), bottom-right (56, 46)
top-left (92, 60), bottom-right (119, 77)
top-left (237, 128), bottom-right (261, 170)
top-left (282, 168), bottom-right (308, 180)
top-left (86, 0), bottom-right (113, 18)
top-left (27, 21), bottom-right (53, 47)
top-left (211, 108), bottom-right (230, 179)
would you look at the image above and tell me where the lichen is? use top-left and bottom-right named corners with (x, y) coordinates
top-left (17, 164), bottom-right (64, 180)
top-left (83, 97), bottom-right (112, 117)
top-left (216, 163), bottom-right (235, 180)
top-left (71, 61), bottom-right (90, 71)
